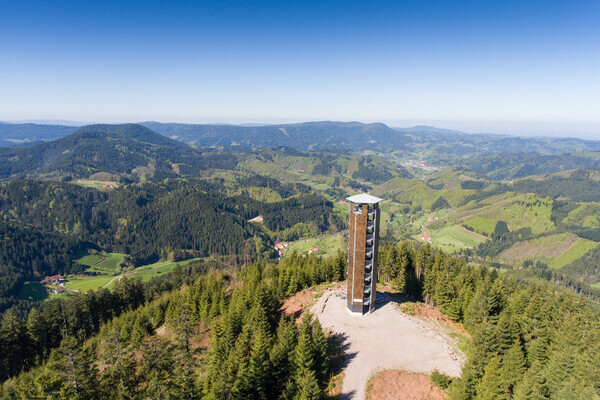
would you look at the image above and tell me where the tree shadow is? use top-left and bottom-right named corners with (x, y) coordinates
top-left (325, 332), bottom-right (358, 399)
top-left (372, 290), bottom-right (412, 312)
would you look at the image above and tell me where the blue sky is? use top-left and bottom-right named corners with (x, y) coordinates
top-left (1, 0), bottom-right (599, 137)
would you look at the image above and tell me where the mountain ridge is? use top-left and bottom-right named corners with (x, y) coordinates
top-left (0, 123), bottom-right (237, 179)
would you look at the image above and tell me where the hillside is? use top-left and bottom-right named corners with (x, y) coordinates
top-left (0, 124), bottom-right (237, 179)
top-left (3, 121), bottom-right (600, 180)
top-left (0, 122), bottom-right (77, 146)
top-left (142, 120), bottom-right (411, 151)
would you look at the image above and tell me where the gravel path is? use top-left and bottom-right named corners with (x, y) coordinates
top-left (311, 289), bottom-right (464, 400)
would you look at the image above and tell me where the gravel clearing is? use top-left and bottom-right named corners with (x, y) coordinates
top-left (311, 288), bottom-right (464, 400)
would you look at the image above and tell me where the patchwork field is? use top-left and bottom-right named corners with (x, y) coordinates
top-left (562, 203), bottom-right (600, 228)
top-left (498, 233), bottom-right (598, 269)
top-left (462, 216), bottom-right (496, 236)
top-left (417, 224), bottom-right (487, 253)
top-left (76, 252), bottom-right (127, 274)
top-left (64, 251), bottom-right (201, 292)
top-left (284, 234), bottom-right (347, 257)
top-left (459, 193), bottom-right (555, 235)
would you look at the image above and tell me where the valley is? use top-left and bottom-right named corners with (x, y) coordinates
top-left (0, 123), bottom-right (599, 399)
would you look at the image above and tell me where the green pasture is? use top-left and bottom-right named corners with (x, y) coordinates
top-left (498, 232), bottom-right (597, 269)
top-left (462, 216), bottom-right (496, 236)
top-left (548, 239), bottom-right (598, 269)
top-left (418, 224), bottom-right (487, 253)
top-left (65, 275), bottom-right (115, 291)
top-left (285, 234), bottom-right (346, 257)
top-left (67, 257), bottom-right (201, 291)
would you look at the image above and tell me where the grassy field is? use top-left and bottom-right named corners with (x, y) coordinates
top-left (64, 252), bottom-right (127, 291)
top-left (73, 179), bottom-right (120, 190)
top-left (498, 233), bottom-right (598, 269)
top-left (418, 224), bottom-right (487, 253)
top-left (458, 193), bottom-right (555, 235)
top-left (67, 257), bottom-right (202, 291)
top-left (592, 282), bottom-right (600, 289)
top-left (285, 234), bottom-right (346, 257)
top-left (562, 203), bottom-right (600, 228)
top-left (76, 252), bottom-right (127, 274)
top-left (462, 216), bottom-right (496, 236)
top-left (125, 258), bottom-right (199, 283)
top-left (18, 258), bottom-right (201, 299)
top-left (548, 238), bottom-right (598, 269)
top-left (65, 275), bottom-right (115, 291)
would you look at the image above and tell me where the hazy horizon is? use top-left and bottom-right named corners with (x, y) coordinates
top-left (2, 118), bottom-right (599, 140)
top-left (2, 0), bottom-right (599, 139)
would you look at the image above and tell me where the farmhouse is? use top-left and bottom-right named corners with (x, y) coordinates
top-left (41, 275), bottom-right (64, 285)
top-left (274, 242), bottom-right (289, 250)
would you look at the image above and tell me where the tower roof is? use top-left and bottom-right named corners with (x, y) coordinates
top-left (346, 193), bottom-right (383, 204)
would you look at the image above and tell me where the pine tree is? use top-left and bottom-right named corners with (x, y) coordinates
top-left (311, 318), bottom-right (329, 386)
top-left (229, 327), bottom-right (253, 400)
top-left (100, 329), bottom-right (140, 400)
top-left (294, 314), bottom-right (315, 374)
top-left (447, 297), bottom-right (462, 322)
top-left (0, 309), bottom-right (30, 379)
top-left (544, 315), bottom-right (581, 394)
top-left (270, 318), bottom-right (298, 397)
top-left (294, 369), bottom-right (322, 400)
top-left (492, 313), bottom-right (517, 356)
top-left (172, 301), bottom-right (197, 354)
top-left (47, 336), bottom-right (100, 400)
top-left (551, 378), bottom-right (600, 400)
top-left (475, 355), bottom-right (508, 400)
top-left (248, 315), bottom-right (273, 399)
top-left (512, 360), bottom-right (549, 400)
top-left (141, 336), bottom-right (175, 398)
top-left (500, 338), bottom-right (526, 395)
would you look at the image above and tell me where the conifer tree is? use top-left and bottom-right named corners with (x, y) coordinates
top-left (248, 312), bottom-right (273, 399)
top-left (500, 338), bottom-right (526, 395)
top-left (294, 369), bottom-right (322, 400)
top-left (0, 309), bottom-right (30, 379)
top-left (270, 318), bottom-right (298, 397)
top-left (512, 360), bottom-right (549, 400)
top-left (475, 355), bottom-right (508, 400)
top-left (544, 314), bottom-right (582, 394)
top-left (141, 336), bottom-right (175, 398)
top-left (311, 318), bottom-right (329, 385)
top-left (294, 314), bottom-right (315, 374)
top-left (47, 336), bottom-right (100, 400)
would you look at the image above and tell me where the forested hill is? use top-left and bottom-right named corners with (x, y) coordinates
top-left (2, 122), bottom-right (600, 183)
top-left (0, 122), bottom-right (77, 146)
top-left (142, 121), bottom-right (600, 156)
top-left (2, 121), bottom-right (600, 169)
top-left (0, 177), bottom-right (344, 315)
top-left (0, 124), bottom-right (237, 179)
top-left (141, 120), bottom-right (411, 151)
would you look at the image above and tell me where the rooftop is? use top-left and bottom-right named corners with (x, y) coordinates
top-left (346, 193), bottom-right (383, 204)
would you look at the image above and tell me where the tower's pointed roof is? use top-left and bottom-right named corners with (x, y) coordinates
top-left (346, 193), bottom-right (383, 204)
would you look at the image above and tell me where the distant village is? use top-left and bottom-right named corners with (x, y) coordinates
top-left (400, 160), bottom-right (443, 171)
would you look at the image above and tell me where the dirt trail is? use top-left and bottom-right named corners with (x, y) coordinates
top-left (311, 288), bottom-right (464, 400)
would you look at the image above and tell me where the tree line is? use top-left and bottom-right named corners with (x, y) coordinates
top-left (0, 252), bottom-right (347, 399)
top-left (378, 242), bottom-right (600, 399)
top-left (0, 178), bottom-right (344, 314)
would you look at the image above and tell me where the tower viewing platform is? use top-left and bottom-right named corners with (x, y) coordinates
top-left (346, 193), bottom-right (382, 314)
